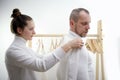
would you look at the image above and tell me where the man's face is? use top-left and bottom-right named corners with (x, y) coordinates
top-left (71, 11), bottom-right (91, 37)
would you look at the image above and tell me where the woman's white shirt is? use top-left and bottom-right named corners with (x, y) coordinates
top-left (5, 36), bottom-right (65, 80)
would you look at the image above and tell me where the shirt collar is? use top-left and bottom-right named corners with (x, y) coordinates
top-left (69, 31), bottom-right (81, 38)
top-left (68, 31), bottom-right (87, 43)
top-left (14, 36), bottom-right (27, 46)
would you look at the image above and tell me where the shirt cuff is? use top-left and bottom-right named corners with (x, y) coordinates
top-left (53, 47), bottom-right (66, 60)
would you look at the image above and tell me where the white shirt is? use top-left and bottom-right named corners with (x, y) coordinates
top-left (5, 36), bottom-right (66, 80)
top-left (57, 31), bottom-right (95, 80)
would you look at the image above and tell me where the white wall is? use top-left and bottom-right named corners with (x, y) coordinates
top-left (0, 0), bottom-right (120, 80)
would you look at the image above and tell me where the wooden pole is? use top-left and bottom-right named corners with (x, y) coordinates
top-left (97, 20), bottom-right (105, 80)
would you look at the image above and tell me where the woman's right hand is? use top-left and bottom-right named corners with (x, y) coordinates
top-left (62, 38), bottom-right (84, 53)
top-left (68, 38), bottom-right (84, 49)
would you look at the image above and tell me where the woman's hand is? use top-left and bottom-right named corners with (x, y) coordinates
top-left (69, 38), bottom-right (84, 49)
top-left (62, 38), bottom-right (84, 53)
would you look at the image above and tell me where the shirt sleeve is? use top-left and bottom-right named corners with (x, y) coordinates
top-left (6, 47), bottom-right (65, 72)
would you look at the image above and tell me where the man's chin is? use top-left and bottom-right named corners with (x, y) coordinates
top-left (81, 34), bottom-right (87, 37)
top-left (82, 36), bottom-right (86, 38)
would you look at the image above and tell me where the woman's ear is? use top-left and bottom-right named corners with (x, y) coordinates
top-left (17, 27), bottom-right (23, 35)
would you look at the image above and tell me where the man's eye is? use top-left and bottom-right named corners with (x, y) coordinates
top-left (29, 28), bottom-right (33, 30)
top-left (82, 22), bottom-right (88, 25)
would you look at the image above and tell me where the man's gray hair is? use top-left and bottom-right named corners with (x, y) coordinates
top-left (69, 8), bottom-right (89, 22)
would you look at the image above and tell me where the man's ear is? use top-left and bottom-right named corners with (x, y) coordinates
top-left (70, 19), bottom-right (74, 26)
top-left (17, 27), bottom-right (23, 35)
top-left (70, 19), bottom-right (75, 28)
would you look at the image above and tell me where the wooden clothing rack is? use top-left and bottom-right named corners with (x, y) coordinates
top-left (28, 20), bottom-right (104, 80)
top-left (86, 20), bottom-right (104, 80)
